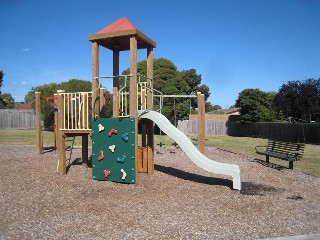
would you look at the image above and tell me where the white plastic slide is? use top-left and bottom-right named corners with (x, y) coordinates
top-left (138, 110), bottom-right (241, 190)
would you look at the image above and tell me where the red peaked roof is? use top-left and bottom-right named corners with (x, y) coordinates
top-left (96, 17), bottom-right (138, 34)
top-left (88, 17), bottom-right (156, 50)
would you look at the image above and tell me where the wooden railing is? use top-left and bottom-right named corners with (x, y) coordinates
top-left (58, 91), bottom-right (92, 131)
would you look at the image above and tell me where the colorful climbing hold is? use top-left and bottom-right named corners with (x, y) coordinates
top-left (98, 124), bottom-right (105, 132)
top-left (108, 128), bottom-right (118, 137)
top-left (120, 169), bottom-right (127, 180)
top-left (103, 170), bottom-right (111, 178)
top-left (117, 155), bottom-right (126, 163)
top-left (108, 144), bottom-right (116, 153)
top-left (98, 150), bottom-right (104, 161)
top-left (121, 133), bottom-right (129, 142)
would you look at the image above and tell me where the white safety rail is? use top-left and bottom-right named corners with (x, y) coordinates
top-left (60, 92), bottom-right (92, 131)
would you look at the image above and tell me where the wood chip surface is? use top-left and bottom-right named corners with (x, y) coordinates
top-left (0, 144), bottom-right (319, 239)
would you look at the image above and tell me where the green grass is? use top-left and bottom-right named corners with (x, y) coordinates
top-left (0, 129), bottom-right (319, 177)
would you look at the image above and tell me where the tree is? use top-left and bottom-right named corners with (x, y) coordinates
top-left (181, 69), bottom-right (201, 95)
top-left (235, 88), bottom-right (276, 123)
top-left (25, 79), bottom-right (92, 128)
top-left (0, 93), bottom-right (15, 109)
top-left (24, 87), bottom-right (36, 103)
top-left (273, 81), bottom-right (300, 119)
top-left (273, 78), bottom-right (320, 121)
top-left (122, 58), bottom-right (212, 123)
top-left (205, 102), bottom-right (221, 112)
top-left (0, 70), bottom-right (4, 94)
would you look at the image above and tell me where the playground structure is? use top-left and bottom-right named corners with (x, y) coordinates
top-left (35, 17), bottom-right (241, 190)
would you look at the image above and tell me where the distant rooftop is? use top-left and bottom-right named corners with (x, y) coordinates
top-left (208, 107), bottom-right (241, 115)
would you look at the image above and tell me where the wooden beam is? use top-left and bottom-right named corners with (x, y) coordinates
top-left (130, 36), bottom-right (138, 182)
top-left (147, 119), bottom-right (154, 175)
top-left (197, 92), bottom-right (205, 153)
top-left (141, 121), bottom-right (147, 146)
top-left (57, 90), bottom-right (66, 175)
top-left (147, 47), bottom-right (153, 110)
top-left (54, 93), bottom-right (58, 150)
top-left (100, 88), bottom-right (106, 117)
top-left (35, 92), bottom-right (42, 155)
top-left (113, 47), bottom-right (120, 118)
top-left (88, 29), bottom-right (156, 49)
top-left (130, 37), bottom-right (137, 116)
top-left (92, 41), bottom-right (100, 118)
top-left (147, 146), bottom-right (154, 175)
top-left (82, 134), bottom-right (88, 168)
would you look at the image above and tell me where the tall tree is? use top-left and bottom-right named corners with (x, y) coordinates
top-left (121, 58), bottom-right (212, 123)
top-left (0, 70), bottom-right (4, 94)
top-left (0, 93), bottom-right (15, 109)
top-left (25, 79), bottom-right (92, 128)
top-left (181, 69), bottom-right (201, 95)
top-left (273, 78), bottom-right (320, 121)
top-left (235, 88), bottom-right (276, 123)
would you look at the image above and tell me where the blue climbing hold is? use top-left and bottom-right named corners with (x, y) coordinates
top-left (121, 133), bottom-right (129, 142)
top-left (117, 155), bottom-right (126, 163)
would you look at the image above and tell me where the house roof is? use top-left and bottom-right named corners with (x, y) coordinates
top-left (14, 103), bottom-right (33, 110)
top-left (88, 17), bottom-right (156, 51)
top-left (208, 107), bottom-right (241, 115)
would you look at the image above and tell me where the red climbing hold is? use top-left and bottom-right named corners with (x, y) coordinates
top-left (98, 150), bottom-right (104, 161)
top-left (103, 170), bottom-right (111, 177)
top-left (108, 128), bottom-right (118, 137)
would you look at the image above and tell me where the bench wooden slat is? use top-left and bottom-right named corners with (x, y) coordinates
top-left (255, 139), bottom-right (305, 169)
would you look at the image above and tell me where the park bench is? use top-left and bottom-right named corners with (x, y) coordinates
top-left (255, 140), bottom-right (305, 169)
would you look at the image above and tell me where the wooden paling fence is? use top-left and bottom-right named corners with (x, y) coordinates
top-left (178, 120), bottom-right (227, 135)
top-left (178, 119), bottom-right (320, 144)
top-left (0, 109), bottom-right (36, 129)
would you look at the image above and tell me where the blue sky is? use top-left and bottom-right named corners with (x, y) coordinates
top-left (1, 0), bottom-right (319, 108)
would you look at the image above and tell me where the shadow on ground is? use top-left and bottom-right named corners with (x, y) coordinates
top-left (154, 164), bottom-right (233, 189)
top-left (252, 158), bottom-right (286, 171)
top-left (240, 182), bottom-right (280, 196)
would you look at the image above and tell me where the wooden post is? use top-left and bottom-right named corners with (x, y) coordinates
top-left (147, 119), bottom-right (154, 175)
top-left (35, 92), bottom-right (42, 155)
top-left (130, 36), bottom-right (138, 181)
top-left (141, 122), bottom-right (147, 147)
top-left (82, 134), bottom-right (88, 168)
top-left (130, 37), bottom-right (138, 116)
top-left (113, 47), bottom-right (120, 118)
top-left (54, 93), bottom-right (58, 150)
top-left (146, 48), bottom-right (154, 174)
top-left (57, 90), bottom-right (66, 175)
top-left (197, 92), bottom-right (205, 153)
top-left (147, 47), bottom-right (154, 110)
top-left (83, 93), bottom-right (88, 129)
top-left (92, 41), bottom-right (100, 118)
top-left (100, 88), bottom-right (106, 118)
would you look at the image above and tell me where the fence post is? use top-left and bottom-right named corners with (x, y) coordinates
top-left (35, 92), bottom-right (43, 155)
top-left (197, 92), bottom-right (205, 153)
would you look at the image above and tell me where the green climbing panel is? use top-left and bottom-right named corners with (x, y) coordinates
top-left (91, 118), bottom-right (136, 183)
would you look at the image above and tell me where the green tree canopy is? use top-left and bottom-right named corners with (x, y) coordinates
top-left (235, 88), bottom-right (276, 123)
top-left (25, 79), bottom-right (92, 128)
top-left (0, 93), bottom-right (15, 109)
top-left (206, 103), bottom-right (222, 112)
top-left (273, 78), bottom-right (320, 121)
top-left (122, 58), bottom-right (211, 124)
top-left (0, 70), bottom-right (4, 94)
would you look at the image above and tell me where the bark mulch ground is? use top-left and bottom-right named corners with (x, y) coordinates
top-left (1, 144), bottom-right (319, 239)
